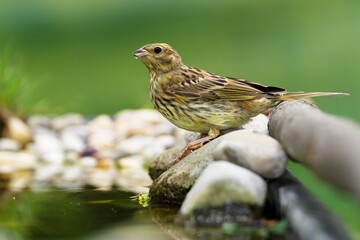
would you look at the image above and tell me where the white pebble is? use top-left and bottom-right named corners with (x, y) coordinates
top-left (0, 151), bottom-right (36, 173)
top-left (60, 131), bottom-right (86, 153)
top-left (0, 138), bottom-right (21, 151)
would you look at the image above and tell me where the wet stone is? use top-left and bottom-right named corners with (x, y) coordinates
top-left (180, 161), bottom-right (267, 216)
top-left (148, 146), bottom-right (183, 180)
top-left (179, 203), bottom-right (261, 227)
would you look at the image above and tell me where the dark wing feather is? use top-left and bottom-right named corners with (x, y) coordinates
top-left (171, 73), bottom-right (286, 101)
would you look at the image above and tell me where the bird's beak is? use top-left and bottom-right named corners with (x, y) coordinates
top-left (133, 48), bottom-right (148, 59)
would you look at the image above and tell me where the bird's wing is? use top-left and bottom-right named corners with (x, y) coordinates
top-left (171, 73), bottom-right (286, 101)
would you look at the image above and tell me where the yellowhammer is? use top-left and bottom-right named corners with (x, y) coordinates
top-left (134, 43), bottom-right (347, 164)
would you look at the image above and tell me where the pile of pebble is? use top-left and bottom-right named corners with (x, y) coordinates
top-left (0, 107), bottom-right (351, 239)
top-left (148, 113), bottom-right (289, 224)
top-left (0, 109), bottom-right (187, 193)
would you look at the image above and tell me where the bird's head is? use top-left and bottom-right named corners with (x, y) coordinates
top-left (133, 43), bottom-right (183, 74)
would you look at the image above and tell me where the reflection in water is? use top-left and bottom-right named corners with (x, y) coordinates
top-left (0, 190), bottom-right (286, 240)
top-left (0, 190), bottom-right (172, 240)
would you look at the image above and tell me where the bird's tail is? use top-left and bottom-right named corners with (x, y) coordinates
top-left (275, 92), bottom-right (349, 101)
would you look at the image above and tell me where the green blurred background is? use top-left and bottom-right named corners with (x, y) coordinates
top-left (0, 0), bottom-right (359, 237)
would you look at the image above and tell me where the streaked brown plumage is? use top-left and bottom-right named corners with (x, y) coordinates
top-left (134, 43), bottom-right (348, 164)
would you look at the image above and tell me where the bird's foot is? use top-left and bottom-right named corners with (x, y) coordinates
top-left (169, 135), bottom-right (213, 165)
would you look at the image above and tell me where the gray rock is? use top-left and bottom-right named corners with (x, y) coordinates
top-left (149, 143), bottom-right (215, 203)
top-left (213, 131), bottom-right (287, 178)
top-left (148, 146), bottom-right (184, 180)
top-left (180, 161), bottom-right (267, 216)
top-left (149, 130), bottom-right (287, 203)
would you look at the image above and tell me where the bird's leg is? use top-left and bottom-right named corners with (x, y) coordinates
top-left (170, 127), bottom-right (220, 165)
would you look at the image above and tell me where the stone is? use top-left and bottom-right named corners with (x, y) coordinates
top-left (3, 116), bottom-right (32, 145)
top-left (0, 151), bottom-right (37, 173)
top-left (96, 158), bottom-right (115, 170)
top-left (0, 138), bottom-right (21, 151)
top-left (151, 122), bottom-right (176, 136)
top-left (180, 161), bottom-right (267, 216)
top-left (41, 151), bottom-right (65, 164)
top-left (143, 144), bottom-right (166, 160)
top-left (149, 143), bottom-right (214, 203)
top-left (114, 109), bottom-right (172, 139)
top-left (88, 130), bottom-right (116, 151)
top-left (116, 166), bottom-right (153, 194)
top-left (115, 136), bottom-right (155, 157)
top-left (79, 156), bottom-right (97, 168)
top-left (8, 171), bottom-right (33, 191)
top-left (183, 131), bottom-right (202, 144)
top-left (63, 125), bottom-right (88, 140)
top-left (86, 168), bottom-right (116, 190)
top-left (117, 156), bottom-right (153, 193)
top-left (148, 146), bottom-right (183, 181)
top-left (54, 165), bottom-right (85, 190)
top-left (242, 114), bottom-right (269, 134)
top-left (27, 115), bottom-right (52, 128)
top-left (64, 151), bottom-right (80, 163)
top-left (155, 135), bottom-right (176, 149)
top-left (87, 115), bottom-right (114, 133)
top-left (212, 131), bottom-right (287, 178)
top-left (31, 163), bottom-right (63, 188)
top-left (118, 155), bottom-right (146, 170)
top-left (52, 113), bottom-right (85, 131)
top-left (60, 131), bottom-right (86, 153)
top-left (33, 132), bottom-right (65, 164)
top-left (149, 130), bottom-right (287, 203)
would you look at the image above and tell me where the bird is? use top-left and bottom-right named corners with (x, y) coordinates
top-left (133, 43), bottom-right (348, 164)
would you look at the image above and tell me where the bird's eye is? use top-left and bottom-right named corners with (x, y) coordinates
top-left (154, 47), bottom-right (162, 54)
